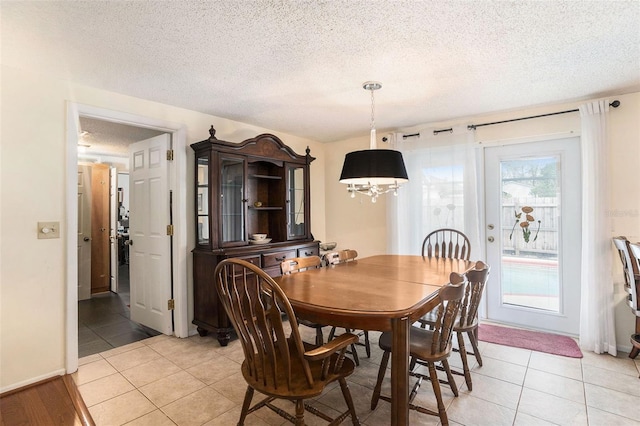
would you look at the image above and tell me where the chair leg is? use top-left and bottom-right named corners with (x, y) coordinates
top-left (441, 358), bottom-right (459, 397)
top-left (350, 341), bottom-right (360, 366)
top-left (338, 377), bottom-right (360, 425)
top-left (364, 331), bottom-right (371, 358)
top-left (468, 328), bottom-right (483, 367)
top-left (428, 362), bottom-right (449, 425)
top-left (371, 350), bottom-right (390, 410)
top-left (328, 326), bottom-right (337, 341)
top-left (332, 327), bottom-right (361, 366)
top-left (409, 356), bottom-right (417, 372)
top-left (315, 328), bottom-right (324, 347)
top-left (238, 386), bottom-right (254, 425)
top-left (457, 331), bottom-right (473, 391)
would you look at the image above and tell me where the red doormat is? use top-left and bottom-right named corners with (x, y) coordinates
top-left (478, 324), bottom-right (583, 358)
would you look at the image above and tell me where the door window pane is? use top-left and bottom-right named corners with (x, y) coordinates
top-left (500, 156), bottom-right (560, 312)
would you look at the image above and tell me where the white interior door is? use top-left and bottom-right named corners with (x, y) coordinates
top-left (484, 137), bottom-right (581, 335)
top-left (109, 167), bottom-right (118, 292)
top-left (129, 134), bottom-right (173, 334)
top-left (77, 165), bottom-right (92, 301)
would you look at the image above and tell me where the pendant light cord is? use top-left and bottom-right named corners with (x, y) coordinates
top-left (369, 87), bottom-right (377, 149)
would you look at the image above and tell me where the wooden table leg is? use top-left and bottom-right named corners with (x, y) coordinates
top-left (391, 316), bottom-right (410, 426)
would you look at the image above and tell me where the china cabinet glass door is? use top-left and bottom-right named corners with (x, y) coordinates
top-left (220, 155), bottom-right (246, 244)
top-left (287, 165), bottom-right (306, 239)
top-left (196, 155), bottom-right (209, 246)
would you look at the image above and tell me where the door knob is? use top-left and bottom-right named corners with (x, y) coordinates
top-left (83, 237), bottom-right (91, 242)
top-left (487, 224), bottom-right (495, 230)
top-left (125, 240), bottom-right (133, 246)
top-left (488, 236), bottom-right (495, 242)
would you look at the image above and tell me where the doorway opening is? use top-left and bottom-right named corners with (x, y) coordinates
top-left (65, 103), bottom-right (189, 374)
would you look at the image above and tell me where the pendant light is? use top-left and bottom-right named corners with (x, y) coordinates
top-left (339, 81), bottom-right (408, 203)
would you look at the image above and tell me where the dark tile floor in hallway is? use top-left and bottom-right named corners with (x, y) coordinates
top-left (78, 264), bottom-right (160, 358)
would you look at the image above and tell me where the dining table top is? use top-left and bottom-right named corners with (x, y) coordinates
top-left (274, 254), bottom-right (473, 330)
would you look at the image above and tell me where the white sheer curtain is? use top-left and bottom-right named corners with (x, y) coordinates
top-left (579, 100), bottom-right (616, 355)
top-left (388, 125), bottom-right (480, 256)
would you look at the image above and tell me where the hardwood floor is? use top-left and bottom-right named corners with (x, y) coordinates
top-left (0, 375), bottom-right (94, 426)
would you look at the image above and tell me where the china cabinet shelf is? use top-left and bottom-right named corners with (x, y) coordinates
top-left (249, 206), bottom-right (283, 210)
top-left (250, 174), bottom-right (282, 180)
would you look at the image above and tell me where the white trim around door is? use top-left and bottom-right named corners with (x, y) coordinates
top-left (483, 136), bottom-right (582, 335)
top-left (65, 102), bottom-right (189, 375)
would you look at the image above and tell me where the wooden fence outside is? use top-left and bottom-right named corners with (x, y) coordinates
top-left (502, 197), bottom-right (559, 258)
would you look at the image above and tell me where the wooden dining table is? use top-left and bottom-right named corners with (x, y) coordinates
top-left (274, 254), bottom-right (473, 426)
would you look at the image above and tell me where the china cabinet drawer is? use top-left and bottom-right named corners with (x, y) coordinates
top-left (263, 250), bottom-right (296, 268)
top-left (297, 246), bottom-right (319, 258)
top-left (239, 255), bottom-right (261, 267)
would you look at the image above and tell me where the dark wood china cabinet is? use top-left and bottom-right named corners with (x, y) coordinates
top-left (191, 126), bottom-right (318, 345)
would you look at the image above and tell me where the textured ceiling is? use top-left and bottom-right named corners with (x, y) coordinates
top-left (3, 1), bottom-right (639, 143)
top-left (78, 117), bottom-right (166, 156)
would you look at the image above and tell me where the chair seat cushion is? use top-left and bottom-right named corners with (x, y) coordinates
top-left (242, 340), bottom-right (355, 399)
top-left (379, 328), bottom-right (451, 363)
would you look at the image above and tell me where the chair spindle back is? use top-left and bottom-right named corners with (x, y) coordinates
top-left (458, 261), bottom-right (491, 329)
top-left (429, 272), bottom-right (466, 355)
top-left (613, 237), bottom-right (639, 314)
top-left (215, 258), bottom-right (313, 391)
top-left (422, 228), bottom-right (471, 260)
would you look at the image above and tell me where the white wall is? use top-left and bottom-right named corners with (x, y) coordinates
top-left (324, 134), bottom-right (390, 258)
top-left (1, 59), bottom-right (637, 390)
top-left (0, 64), bottom-right (326, 390)
top-left (326, 91), bottom-right (640, 349)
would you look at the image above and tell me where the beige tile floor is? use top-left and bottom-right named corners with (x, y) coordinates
top-left (74, 326), bottom-right (640, 425)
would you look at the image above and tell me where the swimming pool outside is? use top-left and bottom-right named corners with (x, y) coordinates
top-left (501, 256), bottom-right (559, 312)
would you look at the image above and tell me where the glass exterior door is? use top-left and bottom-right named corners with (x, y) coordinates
top-left (484, 137), bottom-right (581, 334)
top-left (220, 155), bottom-right (246, 244)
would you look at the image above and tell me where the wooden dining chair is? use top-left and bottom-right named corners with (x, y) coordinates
top-left (613, 237), bottom-right (640, 315)
top-left (421, 228), bottom-right (471, 260)
top-left (625, 241), bottom-right (640, 360)
top-left (371, 272), bottom-right (466, 425)
top-left (325, 250), bottom-right (371, 366)
top-left (416, 261), bottom-right (490, 390)
top-left (324, 249), bottom-right (359, 266)
top-left (281, 256), bottom-right (327, 347)
top-left (418, 228), bottom-right (471, 335)
top-left (215, 258), bottom-right (360, 425)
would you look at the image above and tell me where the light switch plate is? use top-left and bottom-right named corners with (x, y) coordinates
top-left (38, 221), bottom-right (60, 239)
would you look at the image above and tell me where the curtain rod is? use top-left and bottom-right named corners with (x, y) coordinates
top-left (401, 127), bottom-right (453, 139)
top-left (467, 100), bottom-right (620, 130)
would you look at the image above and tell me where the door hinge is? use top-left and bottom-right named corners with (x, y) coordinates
top-left (166, 150), bottom-right (174, 161)
top-left (167, 299), bottom-right (175, 310)
top-left (166, 224), bottom-right (174, 236)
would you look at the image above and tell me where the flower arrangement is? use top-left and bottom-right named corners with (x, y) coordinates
top-left (509, 206), bottom-right (541, 243)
